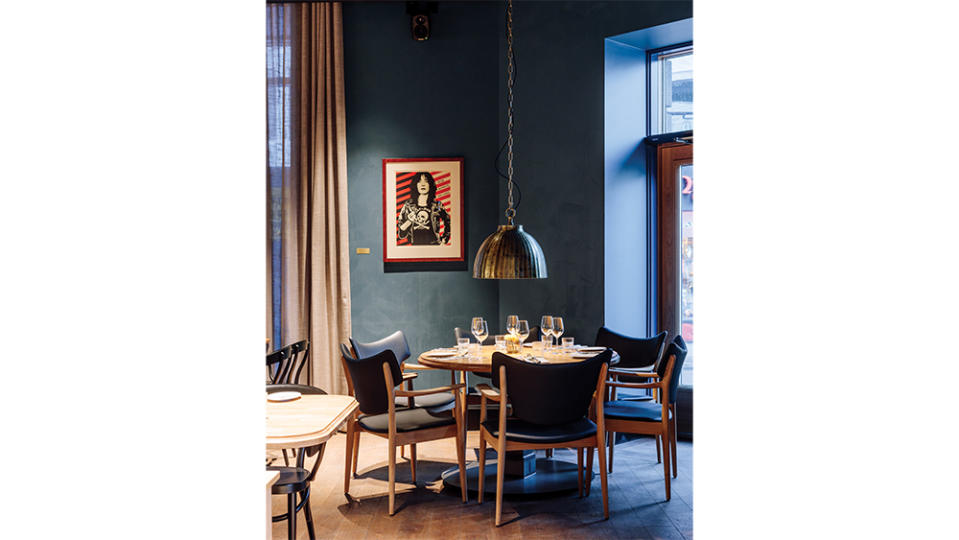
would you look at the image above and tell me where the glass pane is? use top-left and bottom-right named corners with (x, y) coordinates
top-left (650, 46), bottom-right (693, 135)
top-left (679, 163), bottom-right (693, 385)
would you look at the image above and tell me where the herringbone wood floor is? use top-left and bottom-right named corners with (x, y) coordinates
top-left (269, 431), bottom-right (692, 539)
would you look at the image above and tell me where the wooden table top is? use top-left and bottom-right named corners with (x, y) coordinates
top-left (266, 394), bottom-right (358, 450)
top-left (417, 344), bottom-right (619, 372)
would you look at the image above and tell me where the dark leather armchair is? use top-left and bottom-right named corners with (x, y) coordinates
top-left (594, 326), bottom-right (668, 471)
top-left (595, 335), bottom-right (688, 501)
top-left (475, 350), bottom-right (613, 526)
top-left (341, 348), bottom-right (467, 515)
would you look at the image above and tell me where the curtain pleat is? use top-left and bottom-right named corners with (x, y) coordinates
top-left (266, 2), bottom-right (350, 395)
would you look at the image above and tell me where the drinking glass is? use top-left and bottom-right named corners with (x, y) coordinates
top-left (494, 335), bottom-right (506, 350)
top-left (562, 337), bottom-right (574, 350)
top-left (540, 315), bottom-right (553, 350)
top-left (506, 314), bottom-right (519, 336)
top-left (552, 317), bottom-right (565, 348)
top-left (471, 317), bottom-right (488, 346)
top-left (456, 337), bottom-right (470, 355)
top-left (516, 320), bottom-right (530, 343)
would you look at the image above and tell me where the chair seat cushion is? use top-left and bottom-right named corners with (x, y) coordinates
top-left (266, 466), bottom-right (310, 494)
top-left (481, 417), bottom-right (597, 444)
top-left (604, 400), bottom-right (671, 422)
top-left (358, 407), bottom-right (456, 433)
top-left (393, 392), bottom-right (455, 411)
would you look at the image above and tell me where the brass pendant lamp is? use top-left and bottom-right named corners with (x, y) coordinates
top-left (472, 0), bottom-right (547, 279)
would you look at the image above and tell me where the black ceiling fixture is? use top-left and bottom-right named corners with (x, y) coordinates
top-left (406, 2), bottom-right (438, 41)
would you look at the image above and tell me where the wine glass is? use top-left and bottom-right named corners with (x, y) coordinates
top-left (506, 314), bottom-right (519, 336)
top-left (552, 317), bottom-right (565, 349)
top-left (471, 317), bottom-right (488, 347)
top-left (540, 315), bottom-right (553, 350)
top-left (517, 320), bottom-right (530, 343)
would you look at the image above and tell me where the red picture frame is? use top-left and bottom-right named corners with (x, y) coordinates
top-left (382, 157), bottom-right (465, 264)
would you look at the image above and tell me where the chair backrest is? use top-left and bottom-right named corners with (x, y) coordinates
top-left (661, 335), bottom-right (688, 404)
top-left (266, 346), bottom-right (291, 384)
top-left (339, 343), bottom-right (357, 395)
top-left (350, 331), bottom-right (411, 365)
top-left (594, 327), bottom-right (667, 370)
top-left (454, 326), bottom-right (494, 345)
top-left (287, 340), bottom-right (310, 385)
top-left (341, 348), bottom-right (403, 416)
top-left (491, 349), bottom-right (612, 426)
top-left (525, 325), bottom-right (540, 343)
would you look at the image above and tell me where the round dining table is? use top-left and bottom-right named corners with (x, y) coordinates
top-left (417, 344), bottom-right (619, 495)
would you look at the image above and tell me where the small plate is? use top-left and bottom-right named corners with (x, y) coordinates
top-left (267, 391), bottom-right (301, 402)
top-left (579, 347), bottom-right (606, 352)
top-left (424, 351), bottom-right (457, 358)
top-left (571, 352), bottom-right (598, 359)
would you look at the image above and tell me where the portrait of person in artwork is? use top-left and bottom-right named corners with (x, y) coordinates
top-left (397, 172), bottom-right (451, 245)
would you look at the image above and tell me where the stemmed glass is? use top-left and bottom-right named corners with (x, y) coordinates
top-left (471, 317), bottom-right (488, 351)
top-left (540, 315), bottom-right (553, 351)
top-left (506, 314), bottom-right (519, 336)
top-left (552, 317), bottom-right (565, 350)
top-left (516, 320), bottom-right (530, 343)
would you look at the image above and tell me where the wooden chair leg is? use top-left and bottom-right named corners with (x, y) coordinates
top-left (344, 419), bottom-right (355, 494)
top-left (401, 445), bottom-right (405, 459)
top-left (577, 447), bottom-right (584, 497)
top-left (454, 410), bottom-right (467, 503)
top-left (282, 449), bottom-right (290, 467)
top-left (287, 492), bottom-right (296, 540)
top-left (351, 431), bottom-right (360, 477)
top-left (477, 434), bottom-right (487, 504)
top-left (595, 434), bottom-right (609, 519)
top-left (655, 433), bottom-right (662, 463)
top-left (302, 490), bottom-right (316, 540)
top-left (585, 446), bottom-right (594, 497)
top-left (608, 431), bottom-right (615, 473)
top-left (661, 429), bottom-right (671, 501)
top-left (388, 438), bottom-right (397, 515)
top-left (495, 436), bottom-right (507, 526)
top-left (410, 444), bottom-right (417, 484)
top-left (670, 408), bottom-right (679, 478)
top-left (546, 448), bottom-right (553, 458)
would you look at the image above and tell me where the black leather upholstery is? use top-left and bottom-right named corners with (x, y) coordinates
top-left (358, 407), bottom-right (456, 433)
top-left (595, 327), bottom-right (667, 370)
top-left (491, 350), bottom-right (611, 426)
top-left (481, 416), bottom-right (597, 444)
top-left (394, 392), bottom-right (455, 411)
top-left (351, 331), bottom-right (412, 365)
top-left (342, 349), bottom-right (404, 416)
top-left (603, 400), bottom-right (670, 422)
top-left (663, 335), bottom-right (688, 405)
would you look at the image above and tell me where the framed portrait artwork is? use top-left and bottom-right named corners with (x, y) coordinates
top-left (382, 157), bottom-right (465, 264)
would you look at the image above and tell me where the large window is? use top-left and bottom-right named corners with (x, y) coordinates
top-left (649, 45), bottom-right (693, 135)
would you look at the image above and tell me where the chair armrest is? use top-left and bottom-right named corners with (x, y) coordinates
top-left (474, 383), bottom-right (501, 402)
top-left (401, 372), bottom-right (418, 382)
top-left (607, 381), bottom-right (660, 390)
top-left (403, 363), bottom-right (437, 371)
top-left (608, 368), bottom-right (658, 378)
top-left (395, 383), bottom-right (465, 397)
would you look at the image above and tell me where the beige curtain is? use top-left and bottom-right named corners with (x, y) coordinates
top-left (266, 2), bottom-right (351, 395)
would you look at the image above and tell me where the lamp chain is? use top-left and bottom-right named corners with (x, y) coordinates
top-left (505, 0), bottom-right (515, 225)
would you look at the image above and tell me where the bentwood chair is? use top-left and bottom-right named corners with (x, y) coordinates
top-left (265, 384), bottom-right (327, 540)
top-left (476, 350), bottom-right (612, 526)
top-left (347, 332), bottom-right (456, 476)
top-left (342, 348), bottom-right (468, 515)
top-left (594, 327), bottom-right (668, 472)
top-left (590, 336), bottom-right (687, 501)
top-left (266, 346), bottom-right (292, 385)
top-left (286, 340), bottom-right (310, 385)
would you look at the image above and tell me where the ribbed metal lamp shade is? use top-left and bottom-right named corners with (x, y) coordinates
top-left (472, 224), bottom-right (547, 279)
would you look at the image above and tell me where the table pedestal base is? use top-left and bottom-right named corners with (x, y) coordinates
top-left (441, 457), bottom-right (591, 496)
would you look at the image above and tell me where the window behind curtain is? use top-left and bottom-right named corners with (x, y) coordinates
top-left (266, 5), bottom-right (292, 349)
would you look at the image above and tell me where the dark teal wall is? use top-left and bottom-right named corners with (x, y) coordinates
top-left (343, 1), bottom-right (692, 383)
top-left (496, 1), bottom-right (691, 344)
top-left (343, 1), bottom-right (501, 387)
